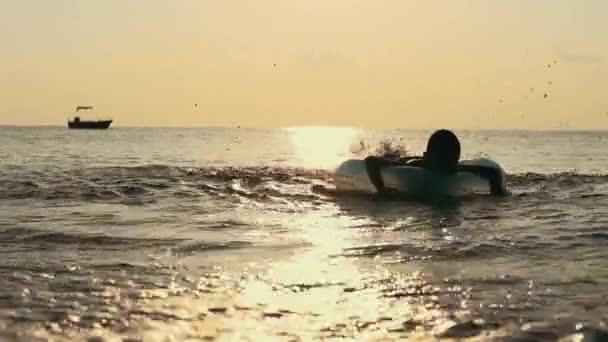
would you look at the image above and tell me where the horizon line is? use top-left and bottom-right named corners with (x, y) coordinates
top-left (0, 123), bottom-right (607, 133)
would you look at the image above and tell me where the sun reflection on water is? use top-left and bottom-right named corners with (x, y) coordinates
top-left (285, 126), bottom-right (364, 169)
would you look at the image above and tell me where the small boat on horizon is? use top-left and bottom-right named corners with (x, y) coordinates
top-left (68, 106), bottom-right (113, 129)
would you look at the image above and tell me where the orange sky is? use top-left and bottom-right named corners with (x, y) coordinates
top-left (1, 0), bottom-right (607, 129)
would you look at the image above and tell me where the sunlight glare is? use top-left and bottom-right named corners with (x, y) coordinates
top-left (286, 126), bottom-right (363, 169)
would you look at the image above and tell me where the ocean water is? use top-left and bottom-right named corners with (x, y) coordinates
top-left (0, 126), bottom-right (607, 341)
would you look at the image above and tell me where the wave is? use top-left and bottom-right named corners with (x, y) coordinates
top-left (0, 227), bottom-right (183, 248)
top-left (1, 164), bottom-right (606, 202)
top-left (508, 172), bottom-right (608, 186)
top-left (0, 227), bottom-right (253, 255)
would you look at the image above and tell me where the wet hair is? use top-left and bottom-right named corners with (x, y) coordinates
top-left (424, 129), bottom-right (461, 172)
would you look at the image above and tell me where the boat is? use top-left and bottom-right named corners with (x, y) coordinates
top-left (67, 106), bottom-right (113, 129)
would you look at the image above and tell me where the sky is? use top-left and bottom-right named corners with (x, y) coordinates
top-left (1, 0), bottom-right (607, 129)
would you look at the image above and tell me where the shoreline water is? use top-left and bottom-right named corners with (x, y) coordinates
top-left (1, 126), bottom-right (607, 341)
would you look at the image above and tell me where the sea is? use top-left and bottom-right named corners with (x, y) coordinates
top-left (0, 126), bottom-right (607, 342)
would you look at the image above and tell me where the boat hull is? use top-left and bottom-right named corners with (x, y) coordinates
top-left (68, 120), bottom-right (112, 129)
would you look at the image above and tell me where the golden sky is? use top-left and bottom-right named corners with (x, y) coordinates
top-left (1, 0), bottom-right (607, 129)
